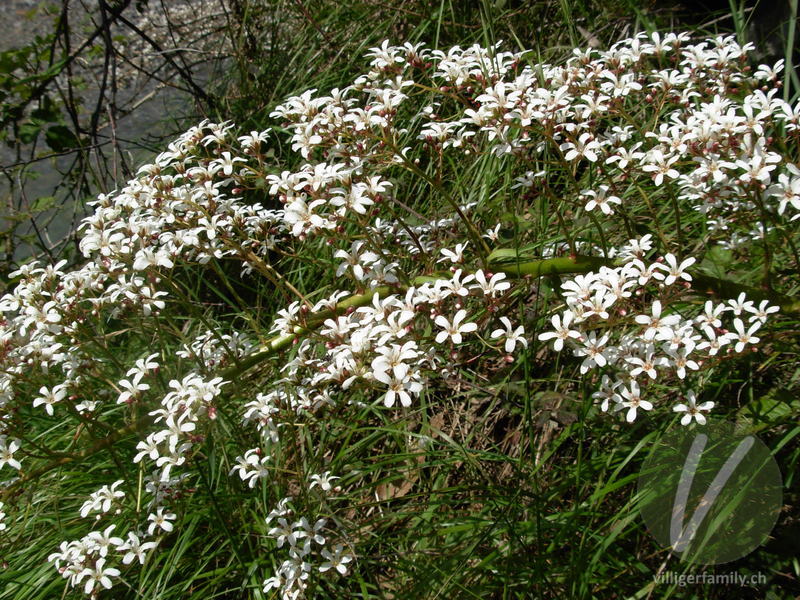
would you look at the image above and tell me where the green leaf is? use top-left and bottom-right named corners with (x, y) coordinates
top-left (699, 244), bottom-right (734, 278)
top-left (30, 95), bottom-right (60, 123)
top-left (487, 246), bottom-right (537, 265)
top-left (18, 121), bottom-right (41, 143)
top-left (0, 50), bottom-right (20, 73)
top-left (30, 196), bottom-right (56, 213)
top-left (737, 388), bottom-right (800, 432)
top-left (44, 125), bottom-right (78, 152)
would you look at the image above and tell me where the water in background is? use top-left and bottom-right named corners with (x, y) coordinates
top-left (0, 1), bottom-right (204, 263)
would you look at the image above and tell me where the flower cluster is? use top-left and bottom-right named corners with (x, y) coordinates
top-left (176, 330), bottom-right (257, 371)
top-left (258, 265), bottom-right (516, 417)
top-left (0, 119), bottom-right (285, 460)
top-left (80, 481), bottom-right (126, 519)
top-left (539, 236), bottom-right (776, 422)
top-left (134, 373), bottom-right (227, 484)
top-left (0, 30), bottom-right (793, 597)
top-left (48, 370), bottom-right (227, 596)
top-left (405, 33), bottom-right (800, 252)
top-left (48, 526), bottom-right (158, 595)
top-left (262, 489), bottom-right (354, 600)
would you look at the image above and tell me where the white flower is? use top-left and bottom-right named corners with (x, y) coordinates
top-left (147, 507), bottom-right (176, 535)
top-left (618, 234), bottom-right (653, 259)
top-left (538, 311), bottom-right (581, 351)
top-left (726, 292), bottom-right (755, 316)
top-left (664, 348), bottom-right (700, 379)
top-left (79, 558), bottom-right (120, 594)
top-left (694, 300), bottom-right (726, 337)
top-left (373, 363), bottom-right (423, 408)
top-left (697, 328), bottom-right (727, 356)
top-left (626, 345), bottom-right (664, 380)
top-left (615, 381), bottom-right (653, 422)
top-left (133, 434), bottom-right (161, 464)
top-left (229, 449), bottom-right (271, 488)
top-left (334, 244), bottom-right (378, 280)
top-left (490, 317), bottom-right (527, 353)
top-left (298, 517), bottom-right (326, 545)
top-left (80, 481), bottom-right (126, 517)
top-left (634, 300), bottom-right (681, 341)
top-left (371, 342), bottom-right (419, 379)
top-left (434, 310), bottom-right (477, 344)
top-left (583, 185), bottom-right (622, 215)
top-left (268, 517), bottom-right (300, 548)
top-left (33, 385), bottom-right (67, 416)
top-left (736, 145), bottom-right (780, 183)
top-left (748, 300), bottom-right (779, 323)
top-left (641, 149), bottom-right (679, 185)
top-left (0, 436), bottom-right (22, 471)
top-left (472, 270), bottom-right (511, 297)
top-left (606, 143), bottom-right (644, 169)
top-left (119, 532), bottom-right (158, 565)
top-left (319, 544), bottom-right (354, 575)
top-left (438, 243), bottom-right (468, 264)
top-left (583, 290), bottom-right (615, 320)
top-left (673, 391), bottom-right (714, 425)
top-left (237, 129), bottom-right (270, 150)
top-left (592, 375), bottom-right (621, 412)
top-left (132, 248), bottom-right (174, 271)
top-left (309, 472), bottom-right (340, 493)
top-left (653, 254), bottom-right (696, 285)
top-left (573, 331), bottom-right (611, 373)
top-left (483, 224), bottom-right (502, 241)
top-left (117, 376), bottom-right (150, 404)
top-left (625, 258), bottom-right (660, 285)
top-left (126, 353), bottom-right (160, 379)
top-left (730, 317), bottom-right (761, 352)
top-left (561, 132), bottom-right (601, 162)
top-left (87, 525), bottom-right (124, 557)
top-left (210, 151), bottom-right (246, 177)
top-left (437, 269), bottom-right (474, 298)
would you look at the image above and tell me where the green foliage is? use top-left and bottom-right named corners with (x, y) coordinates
top-left (1, 2), bottom-right (799, 600)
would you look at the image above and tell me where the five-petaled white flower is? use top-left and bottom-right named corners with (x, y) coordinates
top-left (653, 254), bottom-right (696, 285)
top-left (730, 317), bottom-right (761, 352)
top-left (615, 381), bottom-right (653, 422)
top-left (119, 532), bottom-right (158, 565)
top-left (583, 185), bottom-right (622, 215)
top-left (673, 391), bottom-right (714, 425)
top-left (79, 558), bottom-right (120, 595)
top-left (538, 311), bottom-right (582, 351)
top-left (33, 385), bottom-right (67, 416)
top-left (434, 310), bottom-right (477, 344)
top-left (438, 243), bottom-right (468, 264)
top-left (319, 544), bottom-right (354, 575)
top-left (491, 317), bottom-right (527, 353)
top-left (310, 471), bottom-right (340, 493)
top-left (0, 436), bottom-right (22, 471)
top-left (574, 332), bottom-right (611, 373)
top-left (634, 300), bottom-right (681, 341)
top-left (147, 508), bottom-right (176, 535)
